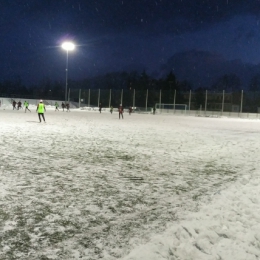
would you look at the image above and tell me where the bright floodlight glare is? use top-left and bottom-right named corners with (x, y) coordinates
top-left (61, 42), bottom-right (75, 51)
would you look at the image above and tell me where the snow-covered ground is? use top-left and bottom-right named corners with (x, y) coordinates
top-left (0, 104), bottom-right (259, 260)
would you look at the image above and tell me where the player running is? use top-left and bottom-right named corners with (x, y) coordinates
top-left (24, 101), bottom-right (31, 113)
top-left (66, 103), bottom-right (70, 112)
top-left (55, 101), bottom-right (59, 111)
top-left (17, 101), bottom-right (22, 110)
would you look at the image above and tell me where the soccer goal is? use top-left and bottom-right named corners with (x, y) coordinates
top-left (155, 103), bottom-right (188, 113)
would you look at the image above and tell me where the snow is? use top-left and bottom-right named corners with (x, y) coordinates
top-left (0, 103), bottom-right (260, 259)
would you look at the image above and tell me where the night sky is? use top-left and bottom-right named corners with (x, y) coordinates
top-left (1, 0), bottom-right (260, 85)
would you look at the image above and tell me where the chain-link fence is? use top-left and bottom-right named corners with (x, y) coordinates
top-left (69, 89), bottom-right (257, 111)
top-left (2, 89), bottom-right (260, 115)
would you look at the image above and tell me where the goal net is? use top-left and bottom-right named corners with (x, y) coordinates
top-left (155, 103), bottom-right (188, 113)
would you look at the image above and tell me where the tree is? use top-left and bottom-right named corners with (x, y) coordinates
top-left (212, 74), bottom-right (241, 92)
top-left (178, 80), bottom-right (193, 92)
top-left (249, 74), bottom-right (260, 92)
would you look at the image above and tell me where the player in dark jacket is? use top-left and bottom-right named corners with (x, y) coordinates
top-left (66, 103), bottom-right (70, 112)
top-left (12, 100), bottom-right (16, 110)
top-left (129, 106), bottom-right (133, 115)
top-left (17, 101), bottom-right (22, 110)
top-left (119, 104), bottom-right (124, 119)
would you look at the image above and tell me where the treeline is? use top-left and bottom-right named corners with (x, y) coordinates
top-left (2, 70), bottom-right (260, 99)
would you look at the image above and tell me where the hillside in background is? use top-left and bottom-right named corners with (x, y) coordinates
top-left (160, 50), bottom-right (260, 89)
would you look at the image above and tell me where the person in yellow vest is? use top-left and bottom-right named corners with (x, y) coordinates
top-left (24, 101), bottom-right (31, 113)
top-left (36, 100), bottom-right (46, 123)
top-left (55, 101), bottom-right (59, 111)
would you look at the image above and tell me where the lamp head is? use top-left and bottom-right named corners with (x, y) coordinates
top-left (61, 42), bottom-right (75, 51)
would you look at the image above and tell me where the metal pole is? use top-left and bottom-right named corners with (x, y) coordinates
top-left (98, 89), bottom-right (100, 106)
top-left (79, 89), bottom-right (81, 108)
top-left (121, 89), bottom-right (123, 105)
top-left (188, 90), bottom-right (191, 114)
top-left (240, 89), bottom-right (243, 116)
top-left (133, 89), bottom-right (135, 108)
top-left (145, 89), bottom-right (148, 111)
top-left (65, 50), bottom-right (68, 102)
top-left (88, 89), bottom-right (90, 107)
top-left (159, 89), bottom-right (162, 113)
top-left (205, 90), bottom-right (208, 115)
top-left (109, 89), bottom-right (111, 108)
top-left (173, 89), bottom-right (176, 114)
top-left (221, 90), bottom-right (225, 115)
top-left (68, 88), bottom-right (70, 103)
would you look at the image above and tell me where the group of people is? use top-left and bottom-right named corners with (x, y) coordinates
top-left (36, 101), bottom-right (71, 123)
top-left (53, 102), bottom-right (70, 112)
top-left (12, 100), bottom-right (21, 110)
top-left (12, 100), bottom-right (31, 112)
top-left (99, 103), bottom-right (125, 119)
top-left (61, 102), bottom-right (70, 112)
top-left (12, 99), bottom-right (156, 123)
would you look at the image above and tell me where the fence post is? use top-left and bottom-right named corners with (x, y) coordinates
top-left (240, 89), bottom-right (243, 117)
top-left (88, 89), bottom-right (90, 107)
top-left (121, 89), bottom-right (123, 105)
top-left (173, 89), bottom-right (176, 114)
top-left (79, 89), bottom-right (81, 108)
top-left (133, 89), bottom-right (135, 108)
top-left (98, 89), bottom-right (100, 106)
top-left (188, 90), bottom-right (191, 115)
top-left (159, 89), bottom-right (162, 113)
top-left (145, 89), bottom-right (148, 111)
top-left (205, 90), bottom-right (207, 115)
top-left (109, 89), bottom-right (111, 108)
top-left (221, 90), bottom-right (225, 116)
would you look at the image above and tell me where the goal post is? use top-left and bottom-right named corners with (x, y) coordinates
top-left (155, 103), bottom-right (188, 113)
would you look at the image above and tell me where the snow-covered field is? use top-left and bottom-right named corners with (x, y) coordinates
top-left (0, 105), bottom-right (260, 260)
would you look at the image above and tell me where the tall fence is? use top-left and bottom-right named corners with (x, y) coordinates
top-left (68, 89), bottom-right (260, 113)
top-left (2, 89), bottom-right (260, 114)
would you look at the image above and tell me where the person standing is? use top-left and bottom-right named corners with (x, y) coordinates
top-left (153, 106), bottom-right (156, 115)
top-left (55, 101), bottom-right (59, 111)
top-left (24, 101), bottom-right (31, 113)
top-left (129, 106), bottom-right (133, 115)
top-left (110, 105), bottom-right (113, 114)
top-left (36, 100), bottom-right (46, 123)
top-left (99, 103), bottom-right (102, 113)
top-left (61, 102), bottom-right (65, 111)
top-left (17, 101), bottom-right (22, 110)
top-left (12, 100), bottom-right (16, 110)
top-left (119, 104), bottom-right (124, 119)
top-left (66, 103), bottom-right (70, 112)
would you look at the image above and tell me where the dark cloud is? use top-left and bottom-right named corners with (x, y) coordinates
top-left (3, 0), bottom-right (260, 35)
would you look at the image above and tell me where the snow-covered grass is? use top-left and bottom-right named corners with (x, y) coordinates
top-left (0, 106), bottom-right (259, 259)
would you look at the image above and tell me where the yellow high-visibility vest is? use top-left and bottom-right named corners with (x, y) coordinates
top-left (38, 103), bottom-right (45, 113)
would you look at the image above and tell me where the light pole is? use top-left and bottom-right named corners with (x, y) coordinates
top-left (61, 42), bottom-right (75, 103)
